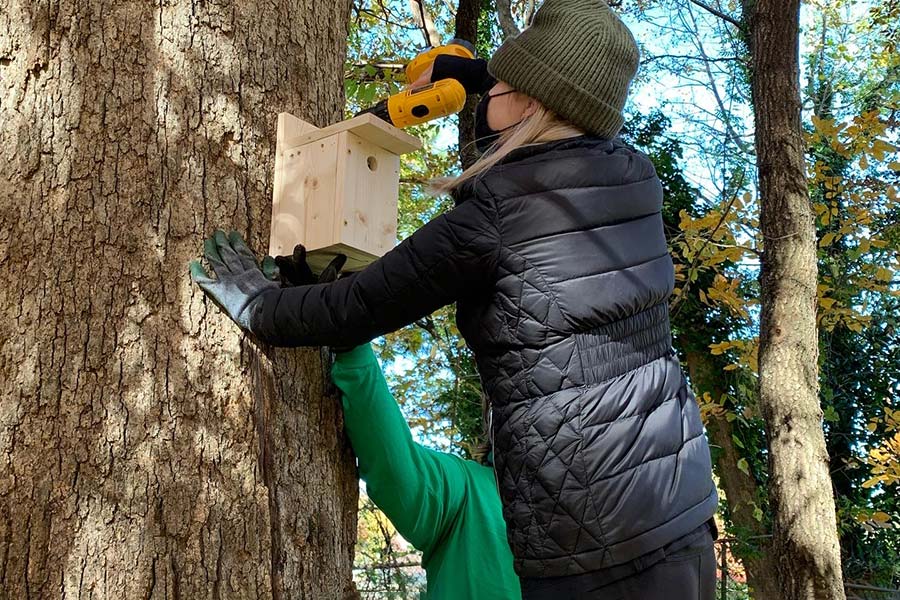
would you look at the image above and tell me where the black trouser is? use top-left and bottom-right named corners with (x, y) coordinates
top-left (520, 522), bottom-right (717, 600)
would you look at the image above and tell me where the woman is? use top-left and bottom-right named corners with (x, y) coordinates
top-left (191, 1), bottom-right (718, 597)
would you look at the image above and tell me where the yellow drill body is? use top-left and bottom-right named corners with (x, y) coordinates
top-left (360, 40), bottom-right (475, 129)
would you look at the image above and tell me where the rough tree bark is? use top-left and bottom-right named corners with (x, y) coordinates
top-left (0, 1), bottom-right (358, 599)
top-left (743, 0), bottom-right (847, 597)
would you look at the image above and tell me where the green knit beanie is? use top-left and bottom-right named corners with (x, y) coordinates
top-left (488, 0), bottom-right (639, 139)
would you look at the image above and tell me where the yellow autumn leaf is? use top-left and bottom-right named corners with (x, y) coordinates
top-left (875, 267), bottom-right (894, 282)
top-left (872, 512), bottom-right (891, 523)
top-left (811, 114), bottom-right (841, 138)
top-left (706, 253), bottom-right (726, 266)
top-left (709, 342), bottom-right (732, 355)
top-left (820, 233), bottom-right (836, 247)
top-left (862, 476), bottom-right (882, 489)
top-left (872, 139), bottom-right (899, 161)
top-left (721, 247), bottom-right (736, 261)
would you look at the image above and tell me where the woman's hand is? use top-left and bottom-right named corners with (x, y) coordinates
top-left (272, 244), bottom-right (347, 286)
top-left (407, 55), bottom-right (494, 96)
top-left (406, 64), bottom-right (434, 90)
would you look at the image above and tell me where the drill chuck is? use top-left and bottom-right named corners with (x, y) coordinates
top-left (358, 99), bottom-right (392, 123)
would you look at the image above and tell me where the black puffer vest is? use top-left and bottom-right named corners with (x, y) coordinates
top-left (453, 137), bottom-right (717, 577)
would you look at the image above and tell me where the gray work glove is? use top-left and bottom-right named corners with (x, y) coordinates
top-left (189, 230), bottom-right (279, 331)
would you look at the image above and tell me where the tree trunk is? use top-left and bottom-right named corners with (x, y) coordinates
top-left (455, 0), bottom-right (481, 170)
top-left (744, 0), bottom-right (846, 597)
top-left (685, 351), bottom-right (781, 600)
top-left (0, 1), bottom-right (358, 599)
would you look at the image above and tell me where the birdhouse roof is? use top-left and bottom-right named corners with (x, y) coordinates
top-left (281, 113), bottom-right (422, 156)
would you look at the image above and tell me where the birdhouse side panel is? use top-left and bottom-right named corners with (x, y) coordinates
top-left (269, 113), bottom-right (319, 257)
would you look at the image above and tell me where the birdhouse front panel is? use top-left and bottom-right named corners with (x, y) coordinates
top-left (335, 131), bottom-right (402, 259)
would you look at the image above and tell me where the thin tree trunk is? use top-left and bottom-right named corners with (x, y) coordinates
top-left (0, 1), bottom-right (358, 599)
top-left (686, 351), bottom-right (780, 600)
top-left (409, 0), bottom-right (442, 48)
top-left (744, 0), bottom-right (846, 597)
top-left (455, 0), bottom-right (481, 169)
top-left (495, 0), bottom-right (521, 40)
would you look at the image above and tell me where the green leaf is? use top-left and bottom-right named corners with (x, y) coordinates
top-left (358, 83), bottom-right (378, 106)
top-left (823, 405), bottom-right (840, 423)
top-left (737, 458), bottom-right (750, 476)
top-left (731, 434), bottom-right (745, 449)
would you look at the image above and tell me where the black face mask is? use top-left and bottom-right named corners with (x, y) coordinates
top-left (474, 89), bottom-right (521, 153)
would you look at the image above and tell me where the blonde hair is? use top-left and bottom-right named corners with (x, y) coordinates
top-left (431, 100), bottom-right (584, 195)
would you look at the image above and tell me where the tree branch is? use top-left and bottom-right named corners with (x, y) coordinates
top-left (495, 0), bottom-right (521, 39)
top-left (353, 560), bottom-right (422, 571)
top-left (357, 7), bottom-right (422, 31)
top-left (640, 53), bottom-right (741, 67)
top-left (409, 0), bottom-right (442, 47)
top-left (687, 0), bottom-right (741, 28)
top-left (524, 0), bottom-right (537, 26)
top-left (682, 4), bottom-right (754, 156)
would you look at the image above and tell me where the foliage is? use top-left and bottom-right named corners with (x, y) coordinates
top-left (343, 0), bottom-right (900, 592)
top-left (354, 495), bottom-right (426, 598)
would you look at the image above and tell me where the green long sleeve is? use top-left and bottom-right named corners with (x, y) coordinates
top-left (330, 345), bottom-right (468, 557)
top-left (330, 345), bottom-right (521, 600)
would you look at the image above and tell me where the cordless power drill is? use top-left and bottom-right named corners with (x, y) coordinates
top-left (358, 39), bottom-right (476, 129)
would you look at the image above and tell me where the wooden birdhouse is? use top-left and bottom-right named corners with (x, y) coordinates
top-left (268, 112), bottom-right (422, 273)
